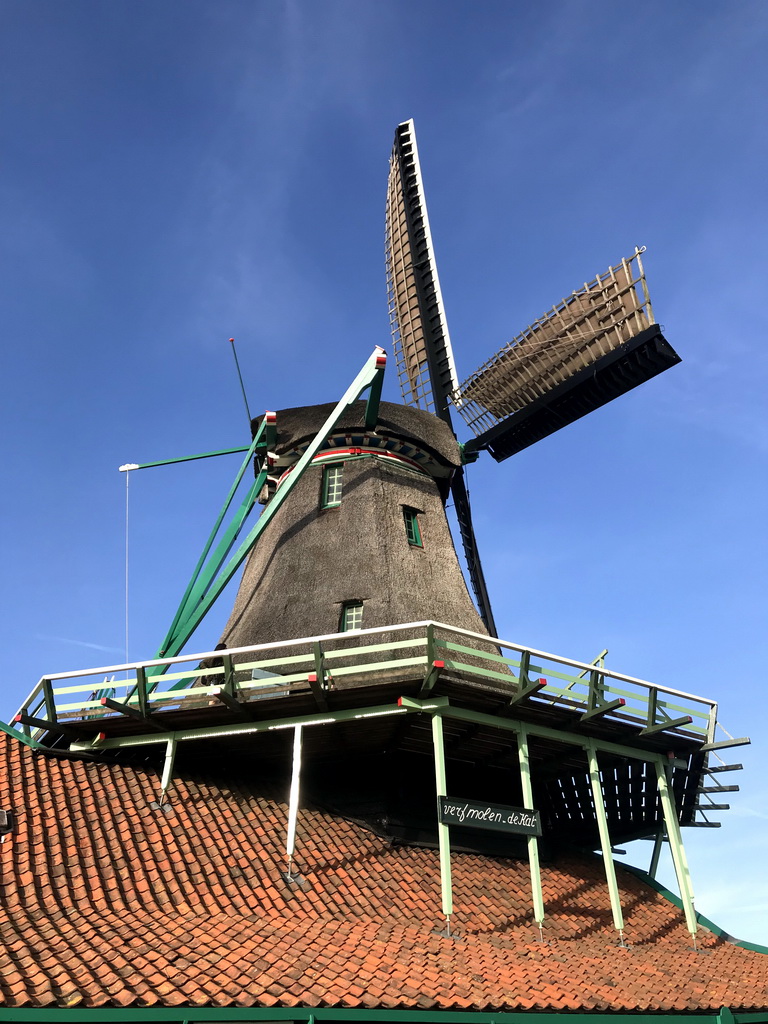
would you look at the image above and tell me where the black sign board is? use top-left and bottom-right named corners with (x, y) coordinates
top-left (438, 796), bottom-right (541, 836)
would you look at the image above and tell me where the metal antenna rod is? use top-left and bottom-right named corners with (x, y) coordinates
top-left (229, 337), bottom-right (253, 428)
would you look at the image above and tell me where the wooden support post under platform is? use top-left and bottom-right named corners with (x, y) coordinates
top-left (655, 759), bottom-right (698, 939)
top-left (586, 740), bottom-right (625, 940)
top-left (286, 724), bottom-right (303, 878)
top-left (431, 713), bottom-right (453, 931)
top-left (160, 737), bottom-right (177, 803)
top-left (649, 827), bottom-right (665, 879)
top-left (517, 724), bottom-right (545, 929)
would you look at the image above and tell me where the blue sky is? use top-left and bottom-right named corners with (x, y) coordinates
top-left (1, 1), bottom-right (766, 942)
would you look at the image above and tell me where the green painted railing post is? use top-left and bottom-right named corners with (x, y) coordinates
top-left (312, 642), bottom-right (326, 689)
top-left (431, 711), bottom-right (453, 929)
top-left (517, 724), bottom-right (545, 928)
top-left (587, 739), bottom-right (625, 939)
top-left (587, 668), bottom-right (604, 712)
top-left (18, 705), bottom-right (32, 740)
top-left (41, 679), bottom-right (57, 724)
top-left (655, 758), bottom-right (698, 938)
top-left (222, 655), bottom-right (236, 699)
top-left (518, 649), bottom-right (531, 687)
top-left (136, 667), bottom-right (148, 719)
top-left (426, 623), bottom-right (435, 667)
top-left (647, 686), bottom-right (658, 731)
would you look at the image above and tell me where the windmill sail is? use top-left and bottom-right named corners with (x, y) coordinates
top-left (456, 249), bottom-right (681, 462)
top-left (386, 119), bottom-right (496, 635)
top-left (386, 120), bottom-right (459, 418)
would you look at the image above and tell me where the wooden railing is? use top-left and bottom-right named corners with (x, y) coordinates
top-left (12, 621), bottom-right (717, 746)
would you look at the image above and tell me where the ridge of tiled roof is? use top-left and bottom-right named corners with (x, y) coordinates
top-left (1, 730), bottom-right (766, 1012)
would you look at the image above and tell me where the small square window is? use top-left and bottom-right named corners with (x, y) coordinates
top-left (340, 601), bottom-right (364, 632)
top-left (403, 508), bottom-right (423, 547)
top-left (322, 464), bottom-right (343, 508)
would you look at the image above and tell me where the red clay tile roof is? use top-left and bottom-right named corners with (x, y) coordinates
top-left (1, 731), bottom-right (766, 1013)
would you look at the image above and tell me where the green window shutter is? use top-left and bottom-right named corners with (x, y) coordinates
top-left (322, 464), bottom-right (343, 508)
top-left (340, 601), bottom-right (364, 632)
top-left (403, 508), bottom-right (423, 547)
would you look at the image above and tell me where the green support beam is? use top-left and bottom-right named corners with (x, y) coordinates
top-left (70, 698), bottom-right (416, 753)
top-left (156, 422), bottom-right (273, 663)
top-left (586, 739), bottom-right (625, 938)
top-left (649, 828), bottom-right (665, 878)
top-left (119, 445), bottom-right (252, 473)
top-left (430, 701), bottom-right (668, 765)
top-left (152, 347), bottom-right (388, 665)
top-left (655, 759), bottom-right (698, 938)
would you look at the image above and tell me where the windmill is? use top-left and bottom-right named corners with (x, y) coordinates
top-left (385, 119), bottom-right (681, 633)
top-left (13, 119), bottom-right (744, 949)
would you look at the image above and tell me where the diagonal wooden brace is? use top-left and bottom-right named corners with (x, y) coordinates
top-left (101, 697), bottom-right (167, 732)
top-left (505, 677), bottom-right (547, 709)
top-left (639, 714), bottom-right (692, 736)
top-left (212, 687), bottom-right (251, 717)
top-left (420, 660), bottom-right (444, 696)
top-left (307, 672), bottom-right (329, 711)
top-left (14, 713), bottom-right (81, 740)
top-left (580, 697), bottom-right (625, 723)
top-left (701, 737), bottom-right (750, 751)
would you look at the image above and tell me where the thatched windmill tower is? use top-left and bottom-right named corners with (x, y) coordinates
top-left (220, 401), bottom-right (488, 650)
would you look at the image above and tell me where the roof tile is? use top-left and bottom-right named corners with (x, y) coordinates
top-left (0, 731), bottom-right (766, 1011)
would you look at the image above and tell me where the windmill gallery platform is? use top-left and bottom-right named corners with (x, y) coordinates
top-left (5, 611), bottom-right (768, 1019)
top-left (2, 120), bottom-right (766, 1020)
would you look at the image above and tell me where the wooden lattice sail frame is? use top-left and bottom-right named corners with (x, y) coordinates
top-left (386, 119), bottom-right (460, 418)
top-left (457, 248), bottom-right (682, 462)
top-left (454, 248), bottom-right (656, 434)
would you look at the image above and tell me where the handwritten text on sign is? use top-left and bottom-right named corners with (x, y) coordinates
top-left (438, 797), bottom-right (542, 836)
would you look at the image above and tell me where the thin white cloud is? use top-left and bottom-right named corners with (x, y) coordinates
top-left (35, 634), bottom-right (124, 655)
